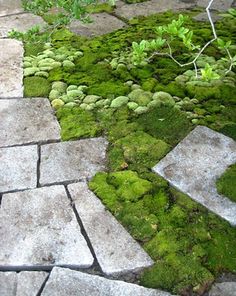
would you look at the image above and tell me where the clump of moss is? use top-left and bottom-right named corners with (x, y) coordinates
top-left (56, 106), bottom-right (102, 140)
top-left (216, 164), bottom-right (236, 202)
top-left (24, 77), bottom-right (51, 97)
top-left (87, 80), bottom-right (130, 98)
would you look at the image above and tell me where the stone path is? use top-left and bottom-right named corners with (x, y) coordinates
top-left (0, 0), bottom-right (235, 295)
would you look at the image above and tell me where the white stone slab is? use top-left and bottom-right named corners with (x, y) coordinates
top-left (0, 272), bottom-right (17, 296)
top-left (69, 12), bottom-right (126, 37)
top-left (115, 0), bottom-right (193, 20)
top-left (209, 282), bottom-right (236, 296)
top-left (153, 126), bottom-right (236, 226)
top-left (40, 138), bottom-right (108, 186)
top-left (0, 13), bottom-right (46, 38)
top-left (0, 39), bottom-right (23, 98)
top-left (68, 182), bottom-right (154, 276)
top-left (41, 267), bottom-right (173, 296)
top-left (0, 186), bottom-right (94, 269)
top-left (0, 0), bottom-right (23, 17)
top-left (16, 271), bottom-right (48, 296)
top-left (0, 145), bottom-right (38, 193)
top-left (0, 98), bottom-right (61, 148)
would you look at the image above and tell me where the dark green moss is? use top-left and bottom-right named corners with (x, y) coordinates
top-left (24, 42), bottom-right (45, 56)
top-left (219, 123), bottom-right (236, 141)
top-left (56, 106), bottom-right (102, 140)
top-left (216, 164), bottom-right (236, 202)
top-left (86, 3), bottom-right (114, 13)
top-left (87, 80), bottom-right (129, 98)
top-left (24, 77), bottom-right (51, 97)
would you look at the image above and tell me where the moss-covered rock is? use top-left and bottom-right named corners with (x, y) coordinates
top-left (216, 164), bottom-right (236, 202)
top-left (110, 96), bottom-right (129, 108)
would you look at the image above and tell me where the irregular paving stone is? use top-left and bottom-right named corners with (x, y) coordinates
top-left (0, 98), bottom-right (61, 148)
top-left (197, 0), bottom-right (234, 11)
top-left (153, 126), bottom-right (236, 226)
top-left (0, 272), bottom-right (17, 296)
top-left (0, 145), bottom-right (38, 193)
top-left (16, 271), bottom-right (48, 296)
top-left (0, 39), bottom-right (23, 98)
top-left (193, 11), bottom-right (221, 22)
top-left (0, 186), bottom-right (94, 269)
top-left (114, 0), bottom-right (193, 20)
top-left (40, 138), bottom-right (108, 186)
top-left (69, 12), bottom-right (126, 37)
top-left (0, 13), bottom-right (46, 37)
top-left (209, 282), bottom-right (236, 296)
top-left (41, 267), bottom-right (173, 296)
top-left (0, 0), bottom-right (23, 17)
top-left (68, 182), bottom-right (154, 276)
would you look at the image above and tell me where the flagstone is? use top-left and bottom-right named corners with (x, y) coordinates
top-left (0, 0), bottom-right (23, 17)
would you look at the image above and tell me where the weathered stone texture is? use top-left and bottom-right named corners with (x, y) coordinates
top-left (68, 182), bottom-right (154, 276)
top-left (40, 138), bottom-right (108, 186)
top-left (0, 98), bottom-right (60, 148)
top-left (153, 126), bottom-right (236, 226)
top-left (0, 0), bottom-right (23, 17)
top-left (209, 282), bottom-right (236, 296)
top-left (0, 186), bottom-right (94, 269)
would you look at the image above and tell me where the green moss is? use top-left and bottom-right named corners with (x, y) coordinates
top-left (154, 82), bottom-right (186, 98)
top-left (86, 3), bottom-right (114, 13)
top-left (24, 42), bottom-right (45, 56)
top-left (24, 77), bottom-right (51, 97)
top-left (136, 106), bottom-right (193, 146)
top-left (219, 123), bottom-right (236, 141)
top-left (109, 131), bottom-right (169, 172)
top-left (216, 164), bottom-right (236, 202)
top-left (141, 78), bottom-right (158, 91)
top-left (87, 80), bottom-right (129, 98)
top-left (56, 106), bottom-right (102, 140)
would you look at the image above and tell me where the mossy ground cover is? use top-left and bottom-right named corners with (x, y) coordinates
top-left (216, 164), bottom-right (236, 202)
top-left (23, 9), bottom-right (236, 295)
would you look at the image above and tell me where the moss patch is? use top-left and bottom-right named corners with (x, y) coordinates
top-left (216, 164), bottom-right (236, 202)
top-left (24, 76), bottom-right (51, 97)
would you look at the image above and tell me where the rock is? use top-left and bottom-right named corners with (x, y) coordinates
top-left (0, 0), bottom-right (24, 17)
top-left (134, 106), bottom-right (149, 114)
top-left (16, 271), bottom-right (48, 296)
top-left (40, 138), bottom-right (108, 186)
top-left (152, 91), bottom-right (175, 107)
top-left (0, 39), bottom-right (23, 98)
top-left (197, 0), bottom-right (234, 11)
top-left (0, 186), bottom-right (94, 269)
top-left (0, 98), bottom-right (60, 147)
top-left (67, 85), bottom-right (78, 91)
top-left (153, 126), bottom-right (236, 226)
top-left (52, 81), bottom-right (67, 93)
top-left (0, 145), bottom-right (38, 193)
top-left (110, 96), bottom-right (129, 108)
top-left (127, 102), bottom-right (139, 110)
top-left (0, 272), bottom-right (17, 296)
top-left (209, 282), bottom-right (236, 296)
top-left (83, 95), bottom-right (101, 104)
top-left (51, 99), bottom-right (65, 109)
top-left (131, 84), bottom-right (141, 90)
top-left (128, 89), bottom-right (152, 106)
top-left (49, 90), bottom-right (61, 101)
top-left (68, 182), bottom-right (154, 276)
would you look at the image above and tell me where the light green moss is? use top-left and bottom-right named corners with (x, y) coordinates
top-left (24, 77), bottom-right (51, 97)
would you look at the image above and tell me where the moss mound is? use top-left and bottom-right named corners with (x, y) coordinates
top-left (216, 164), bottom-right (236, 202)
top-left (24, 77), bottom-right (51, 97)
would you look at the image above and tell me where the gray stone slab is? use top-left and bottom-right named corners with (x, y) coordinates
top-left (114, 0), bottom-right (193, 20)
top-left (0, 145), bottom-right (38, 193)
top-left (0, 272), bottom-right (17, 296)
top-left (0, 186), bottom-right (94, 269)
top-left (40, 138), bottom-right (108, 186)
top-left (0, 39), bottom-right (23, 98)
top-left (41, 267), bottom-right (173, 296)
top-left (193, 11), bottom-right (221, 22)
top-left (209, 282), bottom-right (236, 296)
top-left (0, 13), bottom-right (46, 38)
top-left (153, 126), bottom-right (236, 226)
top-left (68, 182), bottom-right (154, 276)
top-left (69, 13), bottom-right (126, 37)
top-left (0, 98), bottom-right (61, 148)
top-left (197, 0), bottom-right (234, 11)
top-left (16, 271), bottom-right (48, 296)
top-left (0, 0), bottom-right (23, 17)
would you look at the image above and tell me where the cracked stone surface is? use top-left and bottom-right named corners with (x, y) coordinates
top-left (0, 39), bottom-right (23, 98)
top-left (114, 0), bottom-right (193, 20)
top-left (0, 271), bottom-right (48, 296)
top-left (209, 282), bottom-right (236, 296)
top-left (0, 13), bottom-right (46, 37)
top-left (0, 186), bottom-right (94, 269)
top-left (40, 138), bottom-right (108, 186)
top-left (69, 12), bottom-right (126, 37)
top-left (0, 145), bottom-right (38, 193)
top-left (68, 182), bottom-right (154, 276)
top-left (153, 126), bottom-right (236, 226)
top-left (0, 0), bottom-right (23, 17)
top-left (197, 0), bottom-right (234, 11)
top-left (41, 267), bottom-right (173, 296)
top-left (0, 98), bottom-right (61, 148)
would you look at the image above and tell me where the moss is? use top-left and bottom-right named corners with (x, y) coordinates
top-left (154, 82), bottom-right (186, 98)
top-left (24, 42), bottom-right (45, 56)
top-left (219, 123), bottom-right (236, 141)
top-left (109, 131), bottom-right (169, 173)
top-left (86, 3), bottom-right (114, 13)
top-left (56, 106), bottom-right (102, 140)
top-left (87, 80), bottom-right (129, 98)
top-left (24, 77), bottom-right (51, 97)
top-left (216, 164), bottom-right (236, 202)
top-left (141, 78), bottom-right (158, 91)
top-left (136, 106), bottom-right (193, 146)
